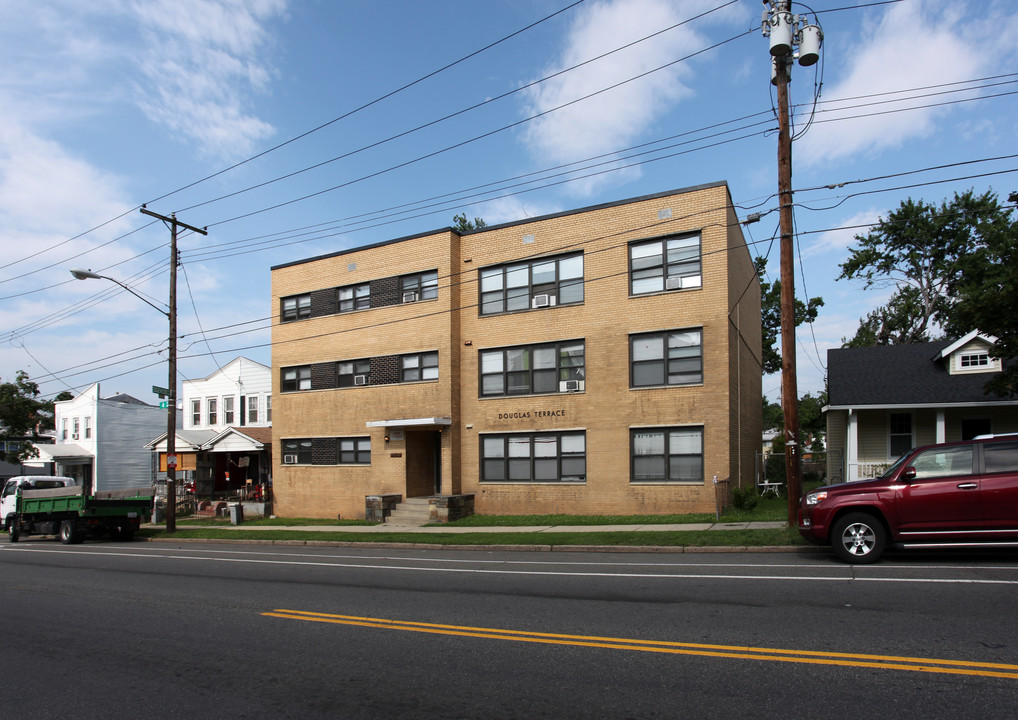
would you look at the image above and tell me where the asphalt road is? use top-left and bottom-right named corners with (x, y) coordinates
top-left (2, 538), bottom-right (1017, 719)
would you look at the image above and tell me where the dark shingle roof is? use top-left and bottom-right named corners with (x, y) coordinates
top-left (827, 341), bottom-right (1006, 406)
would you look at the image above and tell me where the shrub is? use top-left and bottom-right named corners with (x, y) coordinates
top-left (730, 485), bottom-right (759, 511)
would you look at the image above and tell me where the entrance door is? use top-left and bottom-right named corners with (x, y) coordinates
top-left (405, 431), bottom-right (441, 498)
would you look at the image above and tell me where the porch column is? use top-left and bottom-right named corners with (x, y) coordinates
top-left (847, 410), bottom-right (859, 482)
top-left (936, 410), bottom-right (946, 443)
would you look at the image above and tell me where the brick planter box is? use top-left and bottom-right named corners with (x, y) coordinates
top-left (428, 494), bottom-right (475, 523)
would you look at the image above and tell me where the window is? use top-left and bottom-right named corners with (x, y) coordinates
top-left (889, 412), bottom-right (912, 458)
top-left (281, 366), bottom-right (312, 393)
top-left (266, 395), bottom-right (272, 422)
top-left (401, 352), bottom-right (439, 382)
top-left (337, 283), bottom-right (370, 312)
top-left (630, 329), bottom-right (702, 387)
top-left (73, 417), bottom-right (80, 438)
top-left (62, 418), bottom-right (68, 440)
top-left (480, 341), bottom-right (585, 396)
top-left (983, 441), bottom-right (1018, 473)
top-left (247, 396), bottom-right (258, 424)
top-left (479, 253), bottom-right (583, 315)
top-left (84, 417), bottom-right (91, 440)
top-left (631, 427), bottom-right (703, 483)
top-left (338, 437), bottom-right (371, 464)
top-left (282, 439), bottom-right (313, 465)
top-left (207, 398), bottom-right (218, 425)
top-left (629, 234), bottom-right (701, 295)
top-left (281, 294), bottom-right (311, 322)
top-left (338, 360), bottom-right (372, 387)
top-left (481, 432), bottom-right (585, 483)
top-left (224, 396), bottom-right (234, 425)
top-left (191, 400), bottom-right (201, 427)
top-left (910, 446), bottom-right (973, 479)
top-left (401, 270), bottom-right (438, 301)
top-left (960, 351), bottom-right (989, 368)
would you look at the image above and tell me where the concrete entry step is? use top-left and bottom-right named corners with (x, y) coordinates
top-left (385, 497), bottom-right (431, 526)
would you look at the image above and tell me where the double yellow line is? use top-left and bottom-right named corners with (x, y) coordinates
top-left (263, 609), bottom-right (1018, 680)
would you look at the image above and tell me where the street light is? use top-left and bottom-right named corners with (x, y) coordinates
top-left (70, 267), bottom-right (180, 532)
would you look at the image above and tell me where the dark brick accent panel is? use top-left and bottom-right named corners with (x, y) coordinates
top-left (311, 362), bottom-right (338, 390)
top-left (312, 437), bottom-right (337, 465)
top-left (372, 276), bottom-right (400, 308)
top-left (310, 288), bottom-right (336, 318)
top-left (372, 355), bottom-right (401, 385)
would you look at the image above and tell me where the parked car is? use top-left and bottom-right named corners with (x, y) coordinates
top-left (799, 435), bottom-right (1018, 563)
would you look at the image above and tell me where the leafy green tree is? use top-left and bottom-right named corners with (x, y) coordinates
top-left (798, 391), bottom-right (827, 451)
top-left (756, 257), bottom-right (823, 375)
top-left (0, 371), bottom-right (49, 463)
top-left (946, 190), bottom-right (1018, 396)
top-left (453, 213), bottom-right (487, 232)
top-left (762, 396), bottom-right (783, 431)
top-left (839, 189), bottom-right (1007, 346)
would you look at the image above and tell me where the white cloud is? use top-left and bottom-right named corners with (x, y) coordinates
top-left (798, 0), bottom-right (1018, 167)
top-left (518, 0), bottom-right (731, 195)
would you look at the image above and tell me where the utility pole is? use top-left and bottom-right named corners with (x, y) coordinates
top-left (761, 1), bottom-right (823, 524)
top-left (141, 207), bottom-right (207, 533)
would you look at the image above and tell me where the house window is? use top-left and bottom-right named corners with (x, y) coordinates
top-left (481, 432), bottom-right (586, 483)
top-left (247, 396), bottom-right (258, 424)
top-left (223, 396), bottom-right (234, 425)
top-left (889, 412), bottom-right (912, 458)
top-left (480, 341), bottom-right (585, 397)
top-left (629, 234), bottom-right (701, 295)
top-left (62, 418), bottom-right (68, 440)
top-left (401, 352), bottom-right (439, 382)
top-left (960, 351), bottom-right (989, 368)
top-left (84, 417), bottom-right (91, 440)
top-left (266, 395), bottom-right (272, 422)
top-left (281, 294), bottom-right (311, 322)
top-left (337, 283), bottom-right (371, 312)
top-left (401, 270), bottom-right (438, 302)
top-left (191, 400), bottom-right (201, 427)
top-left (73, 417), bottom-right (80, 439)
top-left (630, 329), bottom-right (703, 387)
top-left (338, 360), bottom-right (372, 387)
top-left (338, 437), bottom-right (371, 464)
top-left (479, 252), bottom-right (583, 315)
top-left (281, 366), bottom-right (312, 393)
top-left (282, 439), bottom-right (313, 465)
top-left (207, 398), bottom-right (218, 425)
top-left (631, 427), bottom-right (703, 483)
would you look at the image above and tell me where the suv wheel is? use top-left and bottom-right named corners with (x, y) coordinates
top-left (831, 512), bottom-right (886, 564)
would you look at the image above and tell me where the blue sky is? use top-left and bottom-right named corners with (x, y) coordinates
top-left (1, 0), bottom-right (1017, 409)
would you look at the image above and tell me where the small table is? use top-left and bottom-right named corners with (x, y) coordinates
top-left (759, 482), bottom-right (782, 496)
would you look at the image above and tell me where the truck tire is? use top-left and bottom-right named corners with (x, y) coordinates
top-left (59, 520), bottom-right (82, 545)
top-left (8, 522), bottom-right (19, 543)
top-left (831, 512), bottom-right (886, 564)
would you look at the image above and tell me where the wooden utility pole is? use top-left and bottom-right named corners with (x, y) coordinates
top-left (141, 207), bottom-right (207, 533)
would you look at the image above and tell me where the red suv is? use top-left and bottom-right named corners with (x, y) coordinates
top-left (799, 435), bottom-right (1018, 563)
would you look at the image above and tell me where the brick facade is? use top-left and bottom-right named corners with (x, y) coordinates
top-left (270, 183), bottom-right (762, 519)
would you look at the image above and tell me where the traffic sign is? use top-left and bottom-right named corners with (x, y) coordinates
top-left (166, 454), bottom-right (177, 469)
top-left (159, 401), bottom-right (170, 409)
top-left (152, 385), bottom-right (171, 398)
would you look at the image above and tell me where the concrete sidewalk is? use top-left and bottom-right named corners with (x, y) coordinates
top-left (157, 521), bottom-right (789, 534)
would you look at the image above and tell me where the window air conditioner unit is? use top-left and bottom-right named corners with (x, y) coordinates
top-left (353, 375), bottom-right (368, 386)
top-left (283, 454), bottom-right (298, 465)
top-left (560, 380), bottom-right (584, 392)
top-left (532, 294), bottom-right (555, 308)
top-left (402, 291), bottom-right (418, 303)
top-left (666, 275), bottom-right (702, 290)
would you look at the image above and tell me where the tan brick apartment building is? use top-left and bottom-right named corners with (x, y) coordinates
top-left (270, 182), bottom-right (761, 519)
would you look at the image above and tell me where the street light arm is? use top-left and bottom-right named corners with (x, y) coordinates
top-left (69, 269), bottom-right (169, 317)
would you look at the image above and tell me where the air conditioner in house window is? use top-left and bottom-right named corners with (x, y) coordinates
top-left (283, 454), bottom-right (298, 464)
top-left (666, 275), bottom-right (703, 290)
top-left (353, 375), bottom-right (368, 386)
top-left (402, 291), bottom-right (418, 303)
top-left (532, 294), bottom-right (555, 308)
top-left (560, 380), bottom-right (584, 392)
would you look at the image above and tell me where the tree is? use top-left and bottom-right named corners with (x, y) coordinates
top-left (946, 190), bottom-right (1018, 396)
top-left (453, 213), bottom-right (487, 232)
top-left (0, 371), bottom-right (49, 463)
top-left (762, 396), bottom-right (784, 431)
top-left (798, 391), bottom-right (827, 451)
top-left (839, 189), bottom-right (1007, 346)
top-left (756, 257), bottom-right (823, 375)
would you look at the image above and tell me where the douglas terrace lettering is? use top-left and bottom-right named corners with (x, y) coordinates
top-left (497, 409), bottom-right (566, 420)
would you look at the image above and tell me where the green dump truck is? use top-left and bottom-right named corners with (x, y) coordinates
top-left (2, 476), bottom-right (152, 544)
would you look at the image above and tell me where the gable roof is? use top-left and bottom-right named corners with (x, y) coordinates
top-left (827, 340), bottom-right (1014, 408)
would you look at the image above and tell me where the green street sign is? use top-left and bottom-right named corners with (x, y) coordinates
top-left (159, 401), bottom-right (170, 409)
top-left (152, 385), bottom-right (171, 397)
